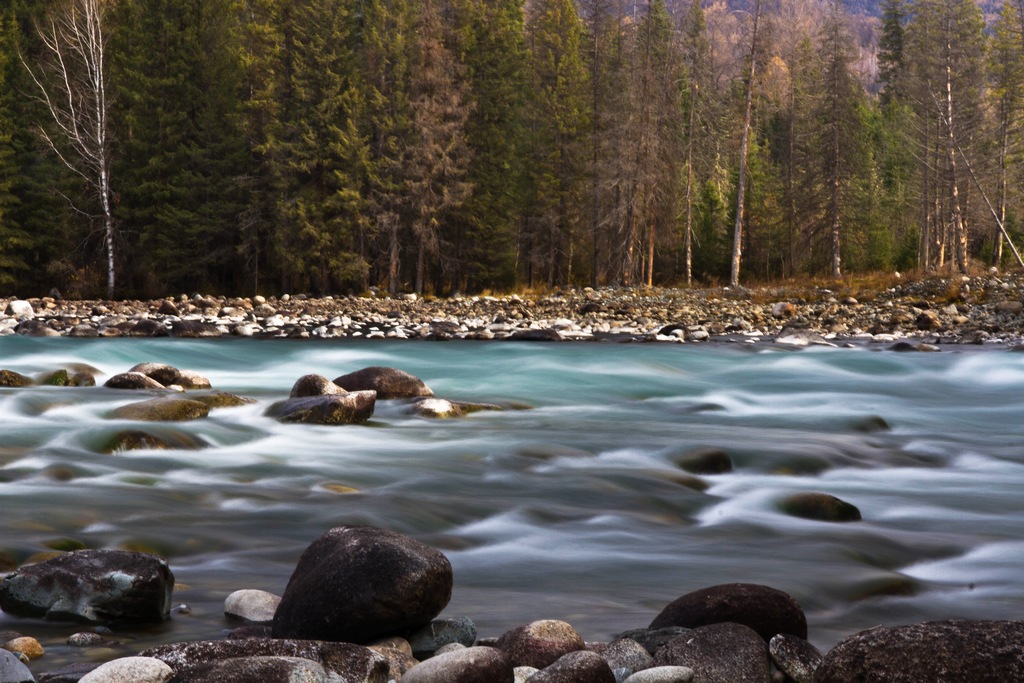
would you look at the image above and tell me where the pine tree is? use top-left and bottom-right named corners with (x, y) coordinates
top-left (265, 0), bottom-right (369, 295)
top-left (112, 0), bottom-right (248, 294)
top-left (447, 0), bottom-right (529, 291)
top-left (523, 0), bottom-right (589, 287)
top-left (989, 0), bottom-right (1024, 265)
top-left (0, 9), bottom-right (26, 288)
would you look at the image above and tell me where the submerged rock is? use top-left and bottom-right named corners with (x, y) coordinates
top-left (674, 447), bottom-right (733, 474)
top-left (333, 366), bottom-right (433, 399)
top-left (0, 549), bottom-right (173, 623)
top-left (267, 391), bottom-right (376, 425)
top-left (778, 492), bottom-right (861, 523)
top-left (189, 391), bottom-right (256, 409)
top-left (272, 526), bottom-right (452, 643)
top-left (649, 583), bottom-right (807, 641)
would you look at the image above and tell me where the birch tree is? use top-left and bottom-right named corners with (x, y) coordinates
top-left (22, 0), bottom-right (115, 298)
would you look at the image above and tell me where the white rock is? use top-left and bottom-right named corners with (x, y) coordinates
top-left (514, 666), bottom-right (539, 683)
top-left (224, 589), bottom-right (281, 625)
top-left (4, 300), bottom-right (33, 318)
top-left (78, 656), bottom-right (173, 683)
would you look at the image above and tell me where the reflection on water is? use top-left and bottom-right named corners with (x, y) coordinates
top-left (1, 338), bottom-right (1023, 668)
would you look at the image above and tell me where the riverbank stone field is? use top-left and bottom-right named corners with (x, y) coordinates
top-left (2, 272), bottom-right (1024, 347)
top-left (1, 275), bottom-right (1024, 681)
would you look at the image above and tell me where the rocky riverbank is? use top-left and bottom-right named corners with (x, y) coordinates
top-left (4, 525), bottom-right (1024, 683)
top-left (3, 272), bottom-right (1024, 347)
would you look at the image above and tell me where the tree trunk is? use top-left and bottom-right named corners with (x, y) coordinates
top-left (730, 0), bottom-right (761, 288)
top-left (684, 83), bottom-right (696, 287)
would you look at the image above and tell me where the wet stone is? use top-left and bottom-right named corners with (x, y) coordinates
top-left (333, 366), bottom-right (433, 400)
top-left (0, 549), bottom-right (173, 624)
top-left (104, 372), bottom-right (166, 390)
top-left (674, 448), bottom-right (733, 475)
top-left (111, 397), bottom-right (210, 422)
top-left (267, 391), bottom-right (376, 425)
top-left (778, 492), bottom-right (862, 523)
top-left (290, 374), bottom-right (345, 398)
top-left (224, 589), bottom-right (280, 626)
top-left (0, 370), bottom-right (33, 388)
top-left (272, 526), bottom-right (452, 644)
top-left (408, 616), bottom-right (478, 657)
top-left (0, 649), bottom-right (36, 683)
top-left (614, 627), bottom-right (692, 657)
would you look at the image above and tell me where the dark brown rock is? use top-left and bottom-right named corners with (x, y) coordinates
top-left (654, 622), bottom-right (770, 682)
top-left (333, 366), bottom-right (433, 399)
top-left (614, 627), bottom-right (692, 657)
top-left (169, 320), bottom-right (222, 338)
top-left (674, 448), bottom-right (732, 475)
top-left (271, 526), bottom-right (452, 643)
top-left (509, 328), bottom-right (563, 342)
top-left (267, 391), bottom-right (376, 425)
top-left (189, 391), bottom-right (256, 409)
top-left (814, 620), bottom-right (1024, 683)
top-left (494, 620), bottom-right (585, 669)
top-left (779, 493), bottom-right (861, 523)
top-left (401, 646), bottom-right (512, 683)
top-left (649, 583), bottom-right (807, 641)
top-left (0, 549), bottom-right (173, 623)
top-left (598, 638), bottom-right (655, 677)
top-left (141, 639), bottom-right (388, 682)
top-left (528, 650), bottom-right (616, 683)
top-left (916, 310), bottom-right (942, 330)
top-left (125, 319), bottom-right (169, 337)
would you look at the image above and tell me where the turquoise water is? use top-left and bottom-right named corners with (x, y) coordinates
top-left (1, 338), bottom-right (1023, 667)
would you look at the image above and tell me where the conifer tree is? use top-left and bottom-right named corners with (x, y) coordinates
top-left (523, 0), bottom-right (589, 287)
top-left (0, 9), bottom-right (26, 288)
top-left (112, 0), bottom-right (248, 293)
top-left (989, 0), bottom-right (1024, 265)
top-left (448, 0), bottom-right (528, 291)
top-left (267, 0), bottom-right (368, 294)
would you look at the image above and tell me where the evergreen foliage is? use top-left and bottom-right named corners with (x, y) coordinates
top-left (0, 0), bottom-right (1022, 295)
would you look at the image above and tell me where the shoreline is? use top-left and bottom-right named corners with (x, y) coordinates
top-left (3, 272), bottom-right (1024, 349)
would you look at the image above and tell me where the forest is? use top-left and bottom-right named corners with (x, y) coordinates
top-left (0, 0), bottom-right (1021, 298)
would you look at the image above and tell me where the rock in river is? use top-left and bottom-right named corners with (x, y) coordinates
top-left (112, 397), bottom-right (211, 422)
top-left (0, 549), bottom-right (173, 623)
top-left (333, 366), bottom-right (433, 399)
top-left (778, 492), bottom-right (861, 523)
top-left (267, 391), bottom-right (376, 425)
top-left (272, 526), bottom-right (453, 643)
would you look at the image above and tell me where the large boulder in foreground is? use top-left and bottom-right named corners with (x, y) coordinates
top-left (272, 526), bottom-right (453, 643)
top-left (267, 391), bottom-right (376, 425)
top-left (814, 620), bottom-right (1024, 682)
top-left (333, 366), bottom-right (433, 400)
top-left (0, 549), bottom-right (173, 623)
top-left (649, 583), bottom-right (807, 642)
top-left (140, 639), bottom-right (388, 683)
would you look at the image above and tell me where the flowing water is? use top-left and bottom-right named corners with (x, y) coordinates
top-left (2, 337), bottom-right (1024, 670)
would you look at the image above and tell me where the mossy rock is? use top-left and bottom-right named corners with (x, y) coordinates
top-left (0, 369), bottom-right (33, 387)
top-left (43, 538), bottom-right (88, 552)
top-left (98, 429), bottom-right (205, 453)
top-left (190, 391), bottom-right (257, 409)
top-left (779, 492), bottom-right (862, 522)
top-left (111, 397), bottom-right (210, 422)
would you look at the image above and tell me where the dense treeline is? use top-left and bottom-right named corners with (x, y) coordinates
top-left (0, 0), bottom-right (1021, 298)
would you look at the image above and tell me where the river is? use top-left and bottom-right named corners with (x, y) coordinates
top-left (2, 337), bottom-right (1023, 670)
